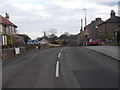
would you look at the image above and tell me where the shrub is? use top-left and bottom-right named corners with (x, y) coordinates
top-left (7, 34), bottom-right (14, 48)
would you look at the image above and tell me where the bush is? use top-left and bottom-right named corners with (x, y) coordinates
top-left (107, 34), bottom-right (113, 40)
top-left (7, 34), bottom-right (14, 48)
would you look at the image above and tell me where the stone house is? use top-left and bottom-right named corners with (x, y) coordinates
top-left (77, 18), bottom-right (103, 45)
top-left (76, 31), bottom-right (85, 45)
top-left (98, 10), bottom-right (120, 41)
top-left (0, 13), bottom-right (17, 46)
top-left (85, 18), bottom-right (103, 40)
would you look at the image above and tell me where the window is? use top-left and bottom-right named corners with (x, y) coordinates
top-left (0, 24), bottom-right (2, 33)
top-left (0, 34), bottom-right (2, 46)
top-left (5, 35), bottom-right (7, 45)
top-left (2, 35), bottom-right (5, 45)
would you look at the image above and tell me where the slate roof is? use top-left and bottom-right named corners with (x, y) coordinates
top-left (98, 16), bottom-right (120, 26)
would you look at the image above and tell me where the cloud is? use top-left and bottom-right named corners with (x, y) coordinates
top-left (0, 0), bottom-right (119, 39)
top-left (50, 0), bottom-right (119, 9)
top-left (11, 3), bottom-right (44, 11)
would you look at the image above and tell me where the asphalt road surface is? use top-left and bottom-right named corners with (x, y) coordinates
top-left (2, 47), bottom-right (119, 88)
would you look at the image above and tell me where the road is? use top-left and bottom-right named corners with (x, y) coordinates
top-left (2, 47), bottom-right (119, 88)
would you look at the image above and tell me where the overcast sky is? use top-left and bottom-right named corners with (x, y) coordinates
top-left (0, 0), bottom-right (119, 39)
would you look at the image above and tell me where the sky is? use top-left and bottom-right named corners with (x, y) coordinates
top-left (0, 0), bottom-right (119, 39)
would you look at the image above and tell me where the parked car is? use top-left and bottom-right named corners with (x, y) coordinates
top-left (89, 39), bottom-right (99, 46)
top-left (27, 40), bottom-right (40, 45)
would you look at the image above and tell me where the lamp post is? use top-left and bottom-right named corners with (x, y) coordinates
top-left (83, 8), bottom-right (87, 27)
top-left (83, 8), bottom-right (88, 46)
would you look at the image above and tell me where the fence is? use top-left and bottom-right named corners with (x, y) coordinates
top-left (105, 39), bottom-right (120, 46)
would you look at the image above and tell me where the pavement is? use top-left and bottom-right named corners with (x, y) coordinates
top-left (0, 62), bottom-right (2, 90)
top-left (85, 46), bottom-right (119, 61)
top-left (2, 47), bottom-right (119, 88)
top-left (0, 47), bottom-right (2, 62)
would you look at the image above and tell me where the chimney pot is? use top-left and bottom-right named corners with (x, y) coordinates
top-left (96, 18), bottom-right (101, 21)
top-left (5, 13), bottom-right (9, 20)
top-left (110, 10), bottom-right (115, 17)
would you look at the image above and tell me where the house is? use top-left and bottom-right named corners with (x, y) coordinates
top-left (0, 13), bottom-right (17, 46)
top-left (39, 38), bottom-right (49, 45)
top-left (98, 10), bottom-right (120, 41)
top-left (85, 18), bottom-right (103, 40)
top-left (77, 31), bottom-right (85, 45)
top-left (77, 18), bottom-right (103, 45)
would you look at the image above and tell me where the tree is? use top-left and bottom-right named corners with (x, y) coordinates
top-left (23, 34), bottom-right (31, 44)
top-left (47, 28), bottom-right (57, 38)
top-left (7, 34), bottom-right (13, 48)
top-left (107, 34), bottom-right (113, 40)
top-left (50, 28), bottom-right (57, 35)
top-left (62, 40), bottom-right (68, 46)
top-left (64, 32), bottom-right (69, 36)
top-left (12, 34), bottom-right (25, 47)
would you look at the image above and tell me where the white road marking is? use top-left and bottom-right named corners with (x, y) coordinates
top-left (61, 49), bottom-right (63, 52)
top-left (60, 47), bottom-right (66, 53)
top-left (58, 52), bottom-right (61, 58)
top-left (55, 47), bottom-right (66, 77)
top-left (55, 61), bottom-right (60, 77)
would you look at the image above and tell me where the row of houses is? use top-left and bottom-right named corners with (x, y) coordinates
top-left (0, 13), bottom-right (17, 46)
top-left (77, 10), bottom-right (120, 45)
top-left (0, 13), bottom-right (25, 47)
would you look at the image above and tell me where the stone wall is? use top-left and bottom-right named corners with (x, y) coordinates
top-left (1, 44), bottom-right (47, 61)
top-left (2, 47), bottom-right (27, 61)
top-left (2, 48), bottom-right (15, 60)
top-left (25, 44), bottom-right (36, 51)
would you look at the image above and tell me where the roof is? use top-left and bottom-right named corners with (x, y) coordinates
top-left (0, 15), bottom-right (17, 27)
top-left (39, 38), bottom-right (49, 44)
top-left (98, 16), bottom-right (120, 26)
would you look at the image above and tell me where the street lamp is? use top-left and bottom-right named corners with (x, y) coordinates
top-left (83, 8), bottom-right (87, 27)
top-left (83, 8), bottom-right (88, 46)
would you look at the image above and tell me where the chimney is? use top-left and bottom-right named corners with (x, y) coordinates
top-left (110, 10), bottom-right (115, 17)
top-left (96, 18), bottom-right (101, 21)
top-left (80, 19), bottom-right (83, 32)
top-left (91, 21), bottom-right (95, 23)
top-left (5, 13), bottom-right (9, 20)
top-left (44, 31), bottom-right (46, 37)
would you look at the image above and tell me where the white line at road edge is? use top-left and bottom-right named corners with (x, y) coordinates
top-left (55, 61), bottom-right (60, 77)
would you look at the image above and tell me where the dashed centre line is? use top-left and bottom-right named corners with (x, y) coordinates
top-left (61, 48), bottom-right (64, 52)
top-left (58, 47), bottom-right (66, 58)
top-left (55, 47), bottom-right (66, 78)
top-left (55, 61), bottom-right (60, 77)
top-left (58, 52), bottom-right (62, 58)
